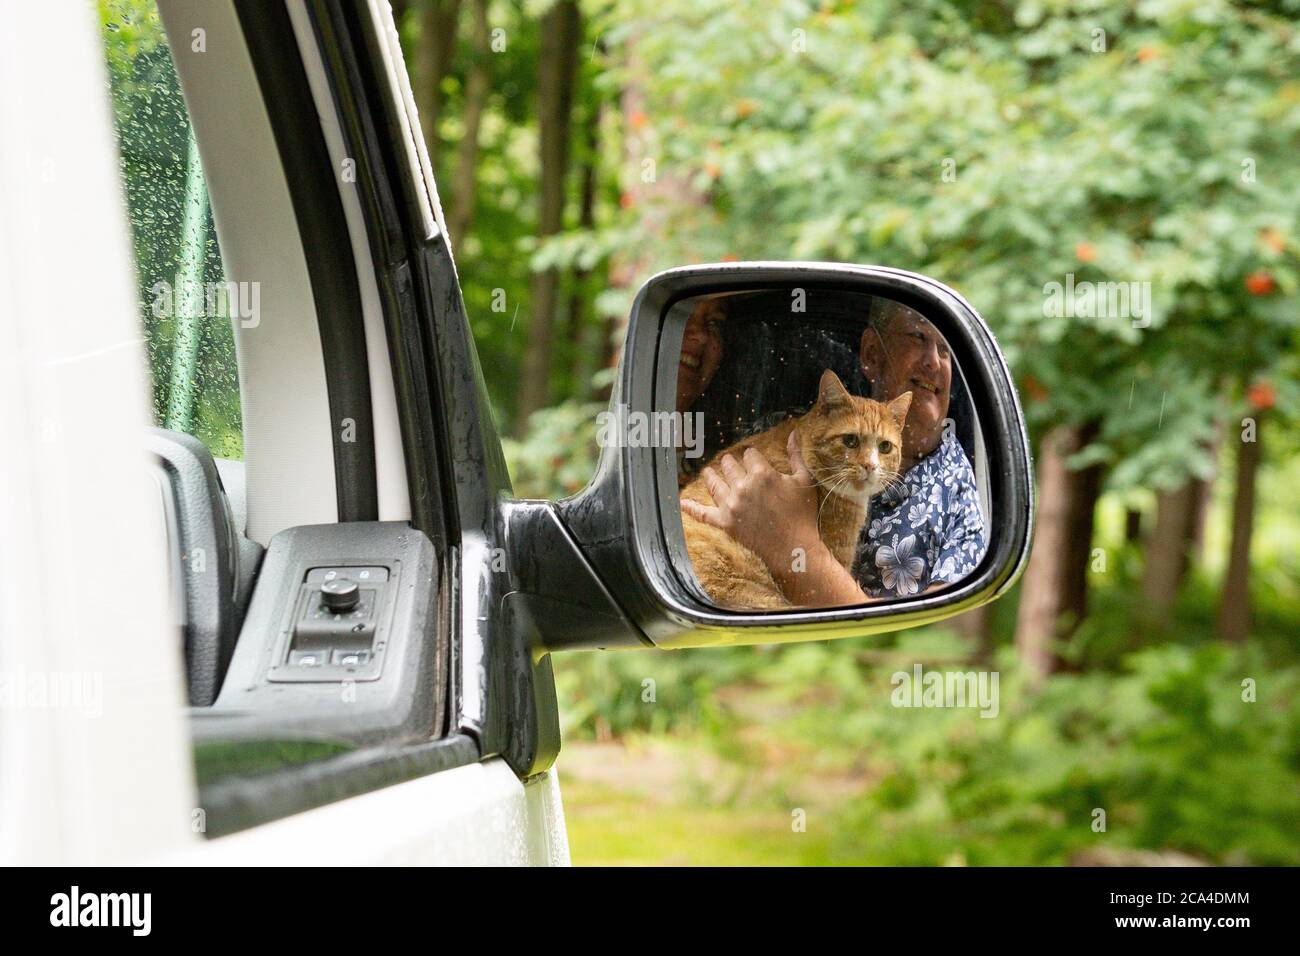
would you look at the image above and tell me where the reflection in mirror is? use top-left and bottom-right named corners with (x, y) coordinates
top-left (672, 288), bottom-right (988, 611)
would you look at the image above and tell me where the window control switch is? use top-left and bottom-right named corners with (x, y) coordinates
top-left (288, 650), bottom-right (328, 667)
top-left (292, 588), bottom-right (378, 649)
top-left (269, 562), bottom-right (396, 683)
top-left (332, 649), bottom-right (370, 667)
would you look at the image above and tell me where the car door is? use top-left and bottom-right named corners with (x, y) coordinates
top-left (1, 0), bottom-right (567, 865)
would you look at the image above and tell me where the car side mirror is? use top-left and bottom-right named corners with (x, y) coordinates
top-left (510, 262), bottom-right (1033, 651)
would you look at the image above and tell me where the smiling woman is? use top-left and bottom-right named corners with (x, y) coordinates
top-left (671, 287), bottom-right (988, 611)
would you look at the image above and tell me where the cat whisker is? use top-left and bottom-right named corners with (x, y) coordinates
top-left (877, 471), bottom-right (905, 493)
top-left (802, 463), bottom-right (842, 490)
top-left (815, 471), bottom-right (854, 532)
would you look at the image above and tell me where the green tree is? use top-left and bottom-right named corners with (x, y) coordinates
top-left (558, 0), bottom-right (1300, 660)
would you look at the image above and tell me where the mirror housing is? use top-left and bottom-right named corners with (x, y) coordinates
top-left (515, 262), bottom-right (1033, 651)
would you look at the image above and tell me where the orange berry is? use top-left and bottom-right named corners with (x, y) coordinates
top-left (1075, 242), bottom-right (1097, 263)
top-left (1246, 380), bottom-right (1276, 411)
top-left (1245, 270), bottom-right (1276, 295)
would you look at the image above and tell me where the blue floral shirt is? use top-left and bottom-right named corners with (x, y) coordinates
top-left (853, 431), bottom-right (986, 597)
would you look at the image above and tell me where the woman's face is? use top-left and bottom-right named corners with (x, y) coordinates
top-left (676, 298), bottom-right (727, 410)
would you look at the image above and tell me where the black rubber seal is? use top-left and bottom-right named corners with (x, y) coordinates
top-left (300, 0), bottom-right (457, 552)
top-left (200, 734), bottom-right (481, 837)
top-left (232, 0), bottom-right (379, 522)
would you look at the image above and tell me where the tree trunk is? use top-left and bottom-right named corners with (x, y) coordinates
top-left (1013, 423), bottom-right (1103, 683)
top-left (1124, 508), bottom-right (1143, 544)
top-left (1187, 475), bottom-right (1212, 566)
top-left (413, 0), bottom-right (462, 171)
top-left (1140, 481), bottom-right (1197, 625)
top-left (1185, 425), bottom-right (1222, 570)
top-left (1060, 425), bottom-right (1104, 628)
top-left (1218, 413), bottom-right (1263, 643)
top-left (567, 100), bottom-right (602, 401)
top-left (446, 0), bottom-right (490, 248)
top-left (1141, 429), bottom-right (1216, 620)
top-left (517, 0), bottom-right (581, 428)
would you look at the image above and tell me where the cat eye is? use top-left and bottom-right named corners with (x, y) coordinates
top-left (841, 434), bottom-right (860, 448)
top-left (878, 440), bottom-right (893, 454)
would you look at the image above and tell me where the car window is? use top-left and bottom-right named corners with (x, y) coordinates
top-left (98, 0), bottom-right (243, 461)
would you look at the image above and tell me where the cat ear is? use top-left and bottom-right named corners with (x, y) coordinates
top-left (887, 390), bottom-right (913, 426)
top-left (816, 369), bottom-right (851, 410)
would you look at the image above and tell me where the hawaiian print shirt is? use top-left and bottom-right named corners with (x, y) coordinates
top-left (852, 431), bottom-right (986, 597)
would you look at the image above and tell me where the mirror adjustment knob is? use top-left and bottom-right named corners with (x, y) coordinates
top-left (320, 578), bottom-right (360, 612)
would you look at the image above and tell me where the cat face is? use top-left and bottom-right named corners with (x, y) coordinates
top-left (798, 370), bottom-right (912, 506)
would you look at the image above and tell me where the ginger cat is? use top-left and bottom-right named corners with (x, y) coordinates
top-left (681, 370), bottom-right (911, 610)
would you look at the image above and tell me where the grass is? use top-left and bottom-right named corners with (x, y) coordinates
top-left (563, 776), bottom-right (839, 866)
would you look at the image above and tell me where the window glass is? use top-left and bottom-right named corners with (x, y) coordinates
top-left (99, 0), bottom-right (243, 460)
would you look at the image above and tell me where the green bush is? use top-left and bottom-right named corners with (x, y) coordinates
top-left (500, 399), bottom-right (605, 499)
top-left (828, 640), bottom-right (1300, 865)
top-left (557, 622), bottom-right (1300, 865)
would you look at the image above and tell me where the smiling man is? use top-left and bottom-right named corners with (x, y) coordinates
top-left (852, 301), bottom-right (986, 597)
top-left (681, 298), bottom-right (986, 606)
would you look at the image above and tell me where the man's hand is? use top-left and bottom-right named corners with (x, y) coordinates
top-left (681, 431), bottom-right (820, 573)
top-left (681, 430), bottom-right (870, 608)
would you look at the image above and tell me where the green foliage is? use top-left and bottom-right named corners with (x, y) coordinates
top-left (500, 398), bottom-right (606, 497)
top-left (397, 1), bottom-right (620, 434)
top-left (409, 0), bottom-right (1298, 495)
top-left (555, 647), bottom-right (739, 741)
top-left (569, 0), bottom-right (1300, 485)
top-left (558, 617), bottom-right (1300, 865)
top-left (559, 465), bottom-right (1300, 865)
top-left (841, 639), bottom-right (1300, 866)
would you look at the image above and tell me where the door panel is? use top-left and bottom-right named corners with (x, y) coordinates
top-left (163, 760), bottom-right (569, 866)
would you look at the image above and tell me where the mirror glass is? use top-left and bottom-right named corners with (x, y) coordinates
top-left (666, 287), bottom-right (989, 611)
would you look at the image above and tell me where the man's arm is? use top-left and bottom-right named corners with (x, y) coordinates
top-left (769, 537), bottom-right (869, 607)
top-left (680, 432), bottom-right (873, 608)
